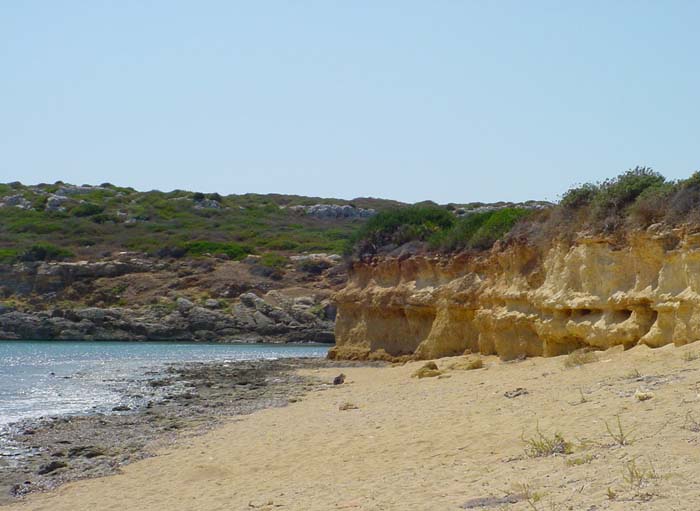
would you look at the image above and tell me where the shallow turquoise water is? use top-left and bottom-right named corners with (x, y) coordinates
top-left (0, 341), bottom-right (328, 428)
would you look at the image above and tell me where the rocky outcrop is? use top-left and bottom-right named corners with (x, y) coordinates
top-left (0, 260), bottom-right (153, 296)
top-left (0, 194), bottom-right (32, 209)
top-left (287, 204), bottom-right (375, 219)
top-left (330, 228), bottom-right (700, 360)
top-left (0, 255), bottom-right (340, 343)
top-left (0, 291), bottom-right (335, 343)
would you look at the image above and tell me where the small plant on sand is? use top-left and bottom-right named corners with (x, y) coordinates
top-left (512, 484), bottom-right (543, 510)
top-left (606, 487), bottom-right (617, 500)
top-left (579, 387), bottom-right (588, 403)
top-left (522, 424), bottom-right (573, 457)
top-left (605, 415), bottom-right (634, 446)
top-left (682, 411), bottom-right (700, 432)
top-left (567, 387), bottom-right (592, 406)
top-left (563, 349), bottom-right (598, 368)
top-left (682, 350), bottom-right (699, 362)
top-left (565, 453), bottom-right (594, 466)
top-left (622, 457), bottom-right (657, 489)
top-left (625, 368), bottom-right (642, 379)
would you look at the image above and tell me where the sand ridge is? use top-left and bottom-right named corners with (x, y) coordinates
top-left (5, 344), bottom-right (700, 510)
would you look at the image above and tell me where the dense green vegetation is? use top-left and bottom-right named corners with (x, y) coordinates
top-left (351, 206), bottom-right (456, 252)
top-left (431, 208), bottom-right (531, 251)
top-left (351, 205), bottom-right (531, 255)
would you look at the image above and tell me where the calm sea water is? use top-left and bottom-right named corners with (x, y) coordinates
top-left (0, 341), bottom-right (328, 430)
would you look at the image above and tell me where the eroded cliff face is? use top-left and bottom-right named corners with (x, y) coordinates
top-left (330, 229), bottom-right (700, 360)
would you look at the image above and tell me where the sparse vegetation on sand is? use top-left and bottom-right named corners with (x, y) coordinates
top-left (605, 415), bottom-right (635, 446)
top-left (522, 424), bottom-right (573, 457)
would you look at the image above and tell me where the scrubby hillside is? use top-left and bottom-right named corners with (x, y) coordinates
top-left (0, 182), bottom-right (406, 341)
top-left (0, 181), bottom-right (404, 263)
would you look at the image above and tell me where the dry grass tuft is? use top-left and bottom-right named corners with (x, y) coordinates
top-left (605, 415), bottom-right (634, 446)
top-left (565, 454), bottom-right (594, 466)
top-left (522, 425), bottom-right (573, 457)
top-left (622, 458), bottom-right (657, 489)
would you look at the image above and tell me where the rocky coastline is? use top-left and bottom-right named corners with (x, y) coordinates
top-left (0, 294), bottom-right (334, 344)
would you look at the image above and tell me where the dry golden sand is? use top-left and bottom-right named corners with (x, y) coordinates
top-left (6, 344), bottom-right (700, 511)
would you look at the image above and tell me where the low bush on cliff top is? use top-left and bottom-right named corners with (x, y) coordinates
top-left (350, 206), bottom-right (455, 254)
top-left (554, 167), bottom-right (700, 234)
top-left (350, 205), bottom-right (532, 256)
top-left (432, 208), bottom-right (531, 251)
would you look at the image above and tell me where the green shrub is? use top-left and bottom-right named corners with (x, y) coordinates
top-left (72, 202), bottom-right (104, 217)
top-left (628, 182), bottom-right (675, 227)
top-left (90, 213), bottom-right (118, 224)
top-left (0, 248), bottom-right (19, 264)
top-left (19, 243), bottom-right (74, 262)
top-left (431, 208), bottom-right (531, 251)
top-left (665, 172), bottom-right (700, 224)
top-left (263, 238), bottom-right (300, 250)
top-left (560, 183), bottom-right (598, 209)
top-left (183, 241), bottom-right (252, 260)
top-left (31, 195), bottom-right (48, 211)
top-left (591, 167), bottom-right (665, 222)
top-left (470, 208), bottom-right (531, 249)
top-left (352, 206), bottom-right (454, 253)
top-left (259, 253), bottom-right (288, 268)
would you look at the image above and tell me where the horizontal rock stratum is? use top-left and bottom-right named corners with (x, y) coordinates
top-left (330, 228), bottom-right (700, 360)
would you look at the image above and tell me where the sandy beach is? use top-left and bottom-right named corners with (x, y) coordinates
top-left (5, 344), bottom-right (700, 511)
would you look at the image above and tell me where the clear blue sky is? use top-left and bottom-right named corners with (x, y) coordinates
top-left (2, 1), bottom-right (699, 203)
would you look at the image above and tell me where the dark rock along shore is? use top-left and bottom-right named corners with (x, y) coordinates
top-left (0, 255), bottom-right (343, 343)
top-left (0, 357), bottom-right (368, 505)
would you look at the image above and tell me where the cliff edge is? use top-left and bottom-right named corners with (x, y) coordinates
top-left (331, 227), bottom-right (700, 360)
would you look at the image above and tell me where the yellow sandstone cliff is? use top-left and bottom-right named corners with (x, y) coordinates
top-left (330, 228), bottom-right (700, 360)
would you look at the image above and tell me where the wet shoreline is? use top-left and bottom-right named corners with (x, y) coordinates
top-left (0, 357), bottom-right (362, 505)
